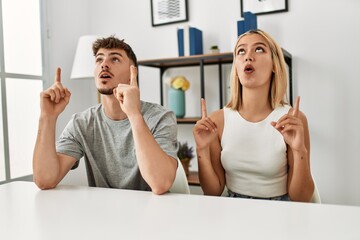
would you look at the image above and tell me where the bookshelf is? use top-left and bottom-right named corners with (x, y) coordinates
top-left (138, 52), bottom-right (233, 123)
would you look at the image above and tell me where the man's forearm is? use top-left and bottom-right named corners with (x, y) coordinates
top-left (128, 114), bottom-right (176, 194)
top-left (33, 116), bottom-right (61, 189)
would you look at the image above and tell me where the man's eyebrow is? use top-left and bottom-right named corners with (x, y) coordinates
top-left (95, 53), bottom-right (104, 58)
top-left (95, 52), bottom-right (123, 58)
top-left (109, 52), bottom-right (123, 57)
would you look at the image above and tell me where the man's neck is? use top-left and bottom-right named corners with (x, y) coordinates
top-left (101, 95), bottom-right (128, 121)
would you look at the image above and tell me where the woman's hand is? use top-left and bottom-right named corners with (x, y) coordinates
top-left (193, 98), bottom-right (218, 150)
top-left (271, 96), bottom-right (306, 152)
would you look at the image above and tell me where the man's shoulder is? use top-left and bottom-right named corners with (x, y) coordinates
top-left (141, 101), bottom-right (169, 114)
top-left (71, 104), bottom-right (102, 122)
top-left (140, 101), bottom-right (176, 123)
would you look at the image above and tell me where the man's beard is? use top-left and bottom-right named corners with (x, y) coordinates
top-left (98, 87), bottom-right (115, 95)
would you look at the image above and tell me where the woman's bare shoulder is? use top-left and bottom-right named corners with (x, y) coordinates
top-left (209, 109), bottom-right (223, 120)
top-left (209, 109), bottom-right (225, 131)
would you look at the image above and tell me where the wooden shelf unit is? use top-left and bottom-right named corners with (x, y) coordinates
top-left (138, 52), bottom-right (234, 123)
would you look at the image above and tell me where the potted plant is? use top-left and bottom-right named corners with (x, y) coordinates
top-left (210, 45), bottom-right (220, 54)
top-left (177, 141), bottom-right (194, 176)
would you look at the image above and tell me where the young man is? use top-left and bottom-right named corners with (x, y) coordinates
top-left (33, 36), bottom-right (178, 194)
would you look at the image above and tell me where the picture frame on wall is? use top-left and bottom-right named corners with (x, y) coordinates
top-left (240, 0), bottom-right (288, 17)
top-left (151, 0), bottom-right (188, 27)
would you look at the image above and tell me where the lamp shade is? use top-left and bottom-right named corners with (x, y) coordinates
top-left (70, 35), bottom-right (99, 79)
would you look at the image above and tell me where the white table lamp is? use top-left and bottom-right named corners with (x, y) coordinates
top-left (70, 35), bottom-right (99, 79)
top-left (71, 35), bottom-right (100, 102)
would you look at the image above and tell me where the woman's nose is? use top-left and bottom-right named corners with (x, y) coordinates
top-left (245, 56), bottom-right (254, 62)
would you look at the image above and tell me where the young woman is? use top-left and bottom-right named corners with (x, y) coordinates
top-left (193, 29), bottom-right (314, 202)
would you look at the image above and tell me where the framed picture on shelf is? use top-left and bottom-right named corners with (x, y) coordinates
top-left (240, 0), bottom-right (288, 17)
top-left (151, 0), bottom-right (188, 27)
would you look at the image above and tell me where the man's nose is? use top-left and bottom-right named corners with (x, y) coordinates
top-left (101, 59), bottom-right (109, 69)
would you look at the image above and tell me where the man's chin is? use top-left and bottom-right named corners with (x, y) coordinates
top-left (98, 88), bottom-right (115, 95)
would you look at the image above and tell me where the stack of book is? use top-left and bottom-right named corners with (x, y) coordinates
top-left (177, 26), bottom-right (203, 56)
top-left (237, 12), bottom-right (258, 36)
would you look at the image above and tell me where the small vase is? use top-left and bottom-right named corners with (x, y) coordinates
top-left (210, 49), bottom-right (220, 54)
top-left (180, 158), bottom-right (191, 176)
top-left (168, 88), bottom-right (185, 118)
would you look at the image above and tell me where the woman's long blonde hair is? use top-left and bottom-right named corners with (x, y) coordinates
top-left (225, 29), bottom-right (289, 110)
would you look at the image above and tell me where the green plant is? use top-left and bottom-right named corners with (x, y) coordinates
top-left (210, 45), bottom-right (219, 50)
top-left (177, 141), bottom-right (194, 160)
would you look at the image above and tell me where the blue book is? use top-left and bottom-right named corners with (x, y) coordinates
top-left (237, 20), bottom-right (245, 36)
top-left (177, 26), bottom-right (203, 56)
top-left (237, 11), bottom-right (257, 36)
top-left (244, 12), bottom-right (257, 31)
top-left (177, 28), bottom-right (184, 56)
top-left (189, 27), bottom-right (203, 55)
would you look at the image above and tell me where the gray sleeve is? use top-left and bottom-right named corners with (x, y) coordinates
top-left (150, 110), bottom-right (179, 160)
top-left (56, 117), bottom-right (84, 161)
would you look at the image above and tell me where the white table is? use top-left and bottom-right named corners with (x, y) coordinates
top-left (1, 181), bottom-right (359, 240)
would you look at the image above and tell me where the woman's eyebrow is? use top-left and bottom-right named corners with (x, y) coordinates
top-left (253, 42), bottom-right (268, 47)
top-left (237, 42), bottom-right (267, 48)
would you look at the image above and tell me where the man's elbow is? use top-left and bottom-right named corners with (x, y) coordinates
top-left (151, 188), bottom-right (167, 195)
top-left (33, 175), bottom-right (58, 190)
top-left (151, 184), bottom-right (170, 195)
top-left (151, 179), bottom-right (173, 195)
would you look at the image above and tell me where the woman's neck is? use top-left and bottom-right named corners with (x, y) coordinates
top-left (239, 89), bottom-right (272, 122)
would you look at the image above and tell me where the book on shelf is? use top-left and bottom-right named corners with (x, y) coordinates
top-left (177, 26), bottom-right (203, 56)
top-left (237, 11), bottom-right (257, 36)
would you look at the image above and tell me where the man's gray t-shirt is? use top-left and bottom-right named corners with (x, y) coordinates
top-left (56, 101), bottom-right (178, 191)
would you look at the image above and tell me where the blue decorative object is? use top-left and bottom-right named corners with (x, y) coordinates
top-left (177, 26), bottom-right (203, 56)
top-left (168, 88), bottom-right (185, 118)
top-left (237, 11), bottom-right (257, 36)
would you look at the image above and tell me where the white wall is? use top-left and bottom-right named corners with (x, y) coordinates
top-left (45, 0), bottom-right (360, 206)
top-left (44, 0), bottom-right (95, 185)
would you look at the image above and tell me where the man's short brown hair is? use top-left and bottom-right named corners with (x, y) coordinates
top-left (92, 36), bottom-right (138, 67)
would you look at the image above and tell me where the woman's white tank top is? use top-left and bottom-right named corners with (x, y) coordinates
top-left (221, 105), bottom-right (291, 198)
